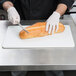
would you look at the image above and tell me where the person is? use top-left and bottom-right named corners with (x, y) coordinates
top-left (0, 0), bottom-right (74, 76)
top-left (0, 0), bottom-right (74, 34)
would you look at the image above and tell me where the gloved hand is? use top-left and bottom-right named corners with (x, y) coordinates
top-left (7, 7), bottom-right (20, 24)
top-left (46, 11), bottom-right (60, 34)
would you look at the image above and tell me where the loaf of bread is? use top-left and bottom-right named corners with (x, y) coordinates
top-left (19, 22), bottom-right (65, 39)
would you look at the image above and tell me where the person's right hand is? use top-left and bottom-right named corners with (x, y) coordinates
top-left (7, 7), bottom-right (20, 24)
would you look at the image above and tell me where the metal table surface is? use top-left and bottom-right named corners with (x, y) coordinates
top-left (0, 15), bottom-right (76, 71)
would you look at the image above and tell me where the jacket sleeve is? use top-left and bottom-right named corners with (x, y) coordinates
top-left (58, 0), bottom-right (74, 10)
top-left (0, 0), bottom-right (14, 9)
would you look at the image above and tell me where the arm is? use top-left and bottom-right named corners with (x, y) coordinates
top-left (56, 0), bottom-right (74, 15)
top-left (46, 4), bottom-right (67, 34)
top-left (56, 4), bottom-right (67, 16)
top-left (46, 0), bottom-right (74, 34)
top-left (2, 1), bottom-right (20, 24)
top-left (2, 1), bottom-right (14, 10)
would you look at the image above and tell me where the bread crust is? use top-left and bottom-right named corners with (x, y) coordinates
top-left (19, 22), bottom-right (65, 39)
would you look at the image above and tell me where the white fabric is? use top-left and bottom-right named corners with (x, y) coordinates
top-left (7, 7), bottom-right (20, 24)
top-left (46, 11), bottom-right (60, 34)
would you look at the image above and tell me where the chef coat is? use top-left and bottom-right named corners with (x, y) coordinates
top-left (0, 0), bottom-right (74, 20)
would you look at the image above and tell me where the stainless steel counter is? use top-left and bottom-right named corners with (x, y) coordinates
top-left (0, 15), bottom-right (76, 71)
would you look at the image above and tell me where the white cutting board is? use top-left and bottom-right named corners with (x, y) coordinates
top-left (2, 25), bottom-right (75, 49)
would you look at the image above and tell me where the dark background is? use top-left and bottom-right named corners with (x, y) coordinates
top-left (0, 71), bottom-right (76, 76)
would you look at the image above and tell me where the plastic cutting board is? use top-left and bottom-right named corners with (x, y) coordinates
top-left (2, 25), bottom-right (75, 49)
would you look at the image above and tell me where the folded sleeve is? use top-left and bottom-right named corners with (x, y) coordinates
top-left (0, 0), bottom-right (14, 9)
top-left (59, 0), bottom-right (74, 10)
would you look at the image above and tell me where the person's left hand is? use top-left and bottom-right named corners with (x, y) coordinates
top-left (46, 11), bottom-right (60, 34)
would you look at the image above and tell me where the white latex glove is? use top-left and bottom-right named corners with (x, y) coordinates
top-left (7, 7), bottom-right (20, 24)
top-left (46, 11), bottom-right (60, 34)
